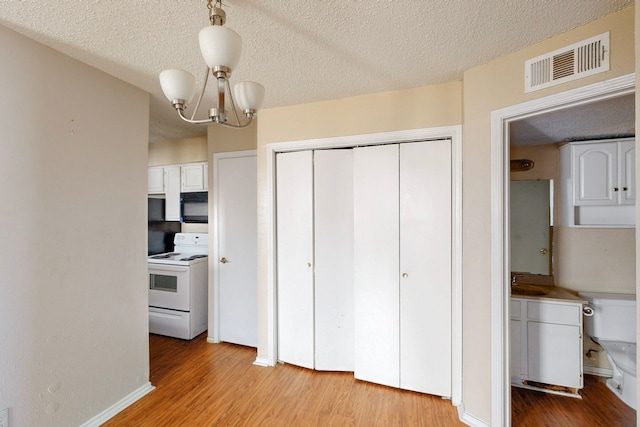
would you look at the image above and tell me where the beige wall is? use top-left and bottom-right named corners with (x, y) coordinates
top-left (255, 82), bottom-right (462, 360)
top-left (0, 25), bottom-right (150, 426)
top-left (148, 136), bottom-right (207, 166)
top-left (462, 7), bottom-right (635, 423)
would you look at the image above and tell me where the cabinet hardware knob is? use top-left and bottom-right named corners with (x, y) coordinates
top-left (613, 187), bottom-right (619, 191)
top-left (307, 262), bottom-right (312, 268)
top-left (220, 257), bottom-right (228, 264)
top-left (402, 273), bottom-right (408, 278)
top-left (583, 306), bottom-right (594, 317)
top-left (539, 248), bottom-right (548, 255)
top-left (623, 187), bottom-right (628, 191)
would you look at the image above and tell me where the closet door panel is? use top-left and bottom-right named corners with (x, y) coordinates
top-left (353, 144), bottom-right (400, 388)
top-left (276, 151), bottom-right (314, 369)
top-left (399, 140), bottom-right (452, 396)
top-left (314, 149), bottom-right (354, 371)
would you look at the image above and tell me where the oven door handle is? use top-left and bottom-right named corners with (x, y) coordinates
top-left (148, 265), bottom-right (189, 273)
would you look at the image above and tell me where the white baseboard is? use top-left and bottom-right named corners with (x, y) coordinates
top-left (457, 403), bottom-right (491, 427)
top-left (79, 382), bottom-right (155, 427)
top-left (253, 357), bottom-right (275, 367)
top-left (584, 365), bottom-right (613, 377)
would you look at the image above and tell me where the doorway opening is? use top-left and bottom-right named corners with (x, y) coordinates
top-left (491, 74), bottom-right (636, 426)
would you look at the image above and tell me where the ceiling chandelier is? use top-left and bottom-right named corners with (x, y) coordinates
top-left (159, 0), bottom-right (265, 129)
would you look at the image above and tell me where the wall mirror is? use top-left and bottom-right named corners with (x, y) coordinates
top-left (510, 179), bottom-right (553, 275)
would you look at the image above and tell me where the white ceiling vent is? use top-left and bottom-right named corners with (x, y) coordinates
top-left (525, 32), bottom-right (609, 93)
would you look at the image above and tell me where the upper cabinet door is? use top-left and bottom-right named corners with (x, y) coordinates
top-left (181, 162), bottom-right (206, 192)
top-left (619, 140), bottom-right (635, 205)
top-left (573, 143), bottom-right (617, 206)
top-left (164, 165), bottom-right (181, 221)
top-left (148, 166), bottom-right (165, 194)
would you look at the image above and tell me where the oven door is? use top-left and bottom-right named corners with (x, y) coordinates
top-left (148, 264), bottom-right (190, 311)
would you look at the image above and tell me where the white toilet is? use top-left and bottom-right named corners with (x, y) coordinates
top-left (580, 292), bottom-right (636, 410)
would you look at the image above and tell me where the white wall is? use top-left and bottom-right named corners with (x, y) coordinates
top-left (0, 25), bottom-right (150, 426)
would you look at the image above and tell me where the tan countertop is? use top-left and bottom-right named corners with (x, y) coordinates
top-left (511, 284), bottom-right (587, 304)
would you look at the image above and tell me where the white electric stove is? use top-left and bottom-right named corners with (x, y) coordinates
top-left (148, 233), bottom-right (208, 340)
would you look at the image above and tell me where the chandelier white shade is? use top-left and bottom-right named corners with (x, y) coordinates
top-left (159, 69), bottom-right (196, 105)
top-left (159, 0), bottom-right (264, 128)
top-left (233, 81), bottom-right (265, 112)
top-left (199, 25), bottom-right (242, 70)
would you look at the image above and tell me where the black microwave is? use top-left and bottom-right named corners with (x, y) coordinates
top-left (181, 192), bottom-right (208, 223)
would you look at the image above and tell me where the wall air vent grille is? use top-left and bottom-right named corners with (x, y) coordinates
top-left (525, 32), bottom-right (609, 93)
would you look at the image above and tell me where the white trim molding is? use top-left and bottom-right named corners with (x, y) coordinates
top-left (490, 73), bottom-right (635, 427)
top-left (265, 125), bottom-right (464, 404)
top-left (458, 403), bottom-right (492, 427)
top-left (79, 382), bottom-right (155, 427)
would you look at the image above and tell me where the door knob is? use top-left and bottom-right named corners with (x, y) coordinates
top-left (220, 257), bottom-right (228, 264)
top-left (539, 248), bottom-right (548, 255)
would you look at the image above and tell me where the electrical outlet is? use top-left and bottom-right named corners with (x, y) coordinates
top-left (0, 408), bottom-right (8, 427)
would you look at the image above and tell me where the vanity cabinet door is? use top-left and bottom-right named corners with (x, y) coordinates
top-left (527, 321), bottom-right (582, 389)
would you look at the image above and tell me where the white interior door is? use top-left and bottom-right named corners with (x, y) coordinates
top-left (215, 152), bottom-right (258, 347)
top-left (314, 149), bottom-right (354, 371)
top-left (353, 144), bottom-right (400, 388)
top-left (276, 150), bottom-right (314, 369)
top-left (399, 140), bottom-right (452, 396)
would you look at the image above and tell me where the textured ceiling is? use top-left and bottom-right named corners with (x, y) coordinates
top-left (510, 94), bottom-right (636, 146)
top-left (0, 0), bottom-right (633, 143)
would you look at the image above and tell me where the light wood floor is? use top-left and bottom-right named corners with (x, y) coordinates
top-left (104, 333), bottom-right (636, 426)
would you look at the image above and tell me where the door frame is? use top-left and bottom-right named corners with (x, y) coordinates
top-left (264, 125), bottom-right (463, 405)
top-left (209, 149), bottom-right (257, 344)
top-left (489, 74), bottom-right (635, 426)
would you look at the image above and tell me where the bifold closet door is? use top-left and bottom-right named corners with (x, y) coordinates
top-left (354, 140), bottom-right (452, 396)
top-left (399, 140), bottom-right (451, 396)
top-left (314, 149), bottom-right (354, 371)
top-left (353, 144), bottom-right (400, 388)
top-left (276, 150), bottom-right (314, 369)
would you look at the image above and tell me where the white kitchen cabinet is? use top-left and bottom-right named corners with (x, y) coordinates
top-left (354, 140), bottom-right (452, 396)
top-left (560, 138), bottom-right (635, 227)
top-left (181, 162), bottom-right (208, 192)
top-left (147, 165), bottom-right (181, 220)
top-left (275, 149), bottom-right (354, 371)
top-left (164, 165), bottom-right (181, 221)
top-left (511, 297), bottom-right (583, 392)
top-left (148, 166), bottom-right (165, 194)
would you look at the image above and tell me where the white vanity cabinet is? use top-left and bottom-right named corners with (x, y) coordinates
top-left (511, 297), bottom-right (583, 392)
top-left (560, 138), bottom-right (635, 227)
top-left (181, 162), bottom-right (208, 192)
